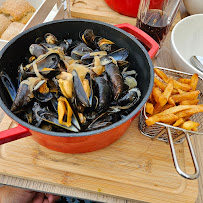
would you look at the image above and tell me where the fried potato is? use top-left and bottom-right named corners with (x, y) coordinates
top-left (152, 87), bottom-right (162, 103)
top-left (146, 69), bottom-right (202, 131)
top-left (173, 118), bottom-right (185, 127)
top-left (178, 78), bottom-right (191, 84)
top-left (160, 104), bottom-right (175, 112)
top-left (177, 89), bottom-right (187, 94)
top-left (154, 68), bottom-right (192, 91)
top-left (173, 80), bottom-right (192, 92)
top-left (158, 105), bottom-right (199, 115)
top-left (146, 102), bottom-right (154, 115)
top-left (145, 114), bottom-right (178, 126)
top-left (168, 97), bottom-right (175, 105)
top-left (171, 90), bottom-right (200, 103)
top-left (154, 77), bottom-right (178, 94)
top-left (190, 73), bottom-right (198, 91)
top-left (149, 92), bottom-right (156, 106)
top-left (162, 78), bottom-right (174, 101)
top-left (180, 99), bottom-right (199, 105)
top-left (181, 121), bottom-right (199, 131)
top-left (154, 68), bottom-right (169, 83)
top-left (175, 105), bottom-right (203, 119)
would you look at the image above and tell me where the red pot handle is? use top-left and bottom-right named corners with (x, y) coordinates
top-left (115, 23), bottom-right (159, 59)
top-left (0, 124), bottom-right (31, 145)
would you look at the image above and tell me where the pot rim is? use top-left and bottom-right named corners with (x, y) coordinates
top-left (0, 19), bottom-right (154, 137)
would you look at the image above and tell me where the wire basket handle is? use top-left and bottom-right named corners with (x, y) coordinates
top-left (167, 127), bottom-right (200, 179)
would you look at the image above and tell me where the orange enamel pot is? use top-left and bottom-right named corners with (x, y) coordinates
top-left (0, 19), bottom-right (158, 153)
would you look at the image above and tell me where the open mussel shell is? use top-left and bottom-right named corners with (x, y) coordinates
top-left (87, 111), bottom-right (121, 131)
top-left (25, 52), bottom-right (60, 78)
top-left (80, 50), bottom-right (107, 65)
top-left (0, 71), bottom-right (17, 101)
top-left (37, 110), bottom-right (80, 132)
top-left (71, 43), bottom-right (93, 60)
top-left (96, 37), bottom-right (117, 53)
top-left (29, 44), bottom-right (47, 58)
top-left (111, 87), bottom-right (141, 110)
top-left (33, 80), bottom-right (53, 102)
top-left (100, 48), bottom-right (129, 66)
top-left (31, 102), bottom-right (47, 127)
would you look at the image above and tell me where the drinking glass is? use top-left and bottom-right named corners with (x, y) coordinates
top-left (136, 0), bottom-right (180, 48)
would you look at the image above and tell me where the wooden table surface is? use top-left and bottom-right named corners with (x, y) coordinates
top-left (0, 1), bottom-right (203, 203)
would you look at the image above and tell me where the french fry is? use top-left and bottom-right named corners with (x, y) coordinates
top-left (181, 121), bottom-right (199, 131)
top-left (152, 87), bottom-right (162, 103)
top-left (190, 73), bottom-right (198, 91)
top-left (154, 78), bottom-right (174, 113)
top-left (149, 93), bottom-right (156, 106)
top-left (173, 80), bottom-right (192, 92)
top-left (168, 97), bottom-right (175, 105)
top-left (145, 114), bottom-right (178, 126)
top-left (160, 104), bottom-right (175, 112)
top-left (154, 103), bottom-right (163, 114)
top-left (171, 90), bottom-right (200, 103)
top-left (175, 105), bottom-right (203, 119)
top-left (154, 77), bottom-right (178, 94)
top-left (146, 102), bottom-right (154, 115)
top-left (154, 68), bottom-right (192, 91)
top-left (162, 78), bottom-right (174, 101)
top-left (180, 99), bottom-right (199, 105)
top-left (173, 118), bottom-right (185, 127)
top-left (178, 78), bottom-right (191, 84)
top-left (146, 68), bottom-right (202, 132)
top-left (157, 105), bottom-right (201, 116)
top-left (154, 68), bottom-right (169, 83)
top-left (177, 89), bottom-right (187, 94)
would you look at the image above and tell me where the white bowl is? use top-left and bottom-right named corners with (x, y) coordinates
top-left (171, 14), bottom-right (203, 78)
top-left (183, 0), bottom-right (203, 15)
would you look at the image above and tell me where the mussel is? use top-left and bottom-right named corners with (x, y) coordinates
top-left (3, 29), bottom-right (142, 133)
top-left (71, 43), bottom-right (93, 60)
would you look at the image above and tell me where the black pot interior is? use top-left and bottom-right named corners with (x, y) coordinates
top-left (0, 19), bottom-right (153, 137)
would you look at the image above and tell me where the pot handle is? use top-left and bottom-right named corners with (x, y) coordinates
top-left (0, 124), bottom-right (31, 145)
top-left (115, 23), bottom-right (159, 59)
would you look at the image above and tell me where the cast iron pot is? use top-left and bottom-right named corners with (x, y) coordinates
top-left (0, 19), bottom-right (158, 153)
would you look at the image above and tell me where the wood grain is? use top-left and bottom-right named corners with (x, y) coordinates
top-left (0, 1), bottom-right (203, 202)
top-left (0, 114), bottom-right (198, 203)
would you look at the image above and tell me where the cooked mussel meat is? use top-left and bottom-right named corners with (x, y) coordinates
top-left (44, 33), bottom-right (58, 44)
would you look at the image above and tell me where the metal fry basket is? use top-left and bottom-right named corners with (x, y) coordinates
top-left (139, 67), bottom-right (203, 180)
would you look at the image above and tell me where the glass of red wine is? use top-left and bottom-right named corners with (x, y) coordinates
top-left (136, 0), bottom-right (180, 49)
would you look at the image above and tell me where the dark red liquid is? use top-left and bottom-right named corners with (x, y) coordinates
top-left (136, 10), bottom-right (170, 45)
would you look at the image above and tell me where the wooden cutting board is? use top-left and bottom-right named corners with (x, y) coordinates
top-left (0, 114), bottom-right (198, 203)
top-left (69, 0), bottom-right (181, 28)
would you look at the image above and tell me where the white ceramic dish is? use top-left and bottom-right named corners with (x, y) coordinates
top-left (183, 0), bottom-right (203, 15)
top-left (170, 14), bottom-right (203, 78)
top-left (0, 0), bottom-right (61, 50)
